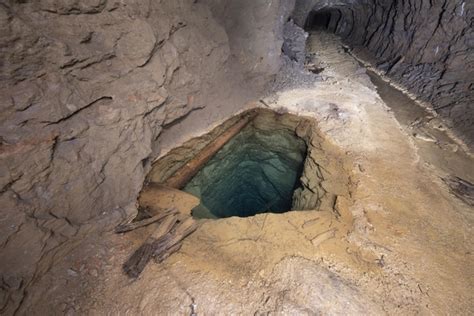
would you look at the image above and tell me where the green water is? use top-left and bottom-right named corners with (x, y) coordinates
top-left (183, 122), bottom-right (307, 219)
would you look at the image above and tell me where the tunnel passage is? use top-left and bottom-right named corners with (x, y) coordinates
top-left (295, 0), bottom-right (474, 147)
top-left (183, 113), bottom-right (307, 219)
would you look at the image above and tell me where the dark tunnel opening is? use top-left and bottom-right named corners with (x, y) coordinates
top-left (306, 10), bottom-right (331, 30)
top-left (305, 8), bottom-right (342, 32)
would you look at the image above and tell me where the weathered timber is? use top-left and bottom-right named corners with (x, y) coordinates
top-left (164, 110), bottom-right (258, 189)
top-left (152, 216), bottom-right (198, 260)
top-left (123, 214), bottom-right (178, 278)
top-left (154, 243), bottom-right (182, 264)
top-left (114, 208), bottom-right (178, 233)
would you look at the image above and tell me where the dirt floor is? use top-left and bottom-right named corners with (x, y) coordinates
top-left (18, 32), bottom-right (473, 315)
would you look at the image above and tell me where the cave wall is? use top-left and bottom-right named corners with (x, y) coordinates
top-left (0, 0), bottom-right (293, 313)
top-left (295, 0), bottom-right (474, 147)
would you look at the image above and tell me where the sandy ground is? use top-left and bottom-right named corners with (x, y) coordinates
top-left (19, 32), bottom-right (473, 315)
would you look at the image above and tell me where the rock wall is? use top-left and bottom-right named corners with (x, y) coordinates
top-left (0, 0), bottom-right (293, 313)
top-left (295, 0), bottom-right (474, 147)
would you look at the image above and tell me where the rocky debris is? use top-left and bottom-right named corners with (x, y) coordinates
top-left (282, 20), bottom-right (308, 64)
top-left (271, 56), bottom-right (323, 92)
top-left (271, 19), bottom-right (323, 92)
top-left (292, 119), bottom-right (349, 212)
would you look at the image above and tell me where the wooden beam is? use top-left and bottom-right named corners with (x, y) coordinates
top-left (114, 208), bottom-right (178, 233)
top-left (164, 110), bottom-right (258, 189)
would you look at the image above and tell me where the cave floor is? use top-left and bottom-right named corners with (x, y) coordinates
top-left (21, 32), bottom-right (473, 315)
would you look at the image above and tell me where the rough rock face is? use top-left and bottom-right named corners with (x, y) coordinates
top-left (294, 0), bottom-right (474, 147)
top-left (282, 20), bottom-right (308, 64)
top-left (0, 0), bottom-right (293, 313)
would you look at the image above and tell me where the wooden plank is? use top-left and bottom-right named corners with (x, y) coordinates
top-left (114, 208), bottom-right (177, 233)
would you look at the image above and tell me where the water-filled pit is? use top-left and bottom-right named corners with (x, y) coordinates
top-left (183, 114), bottom-right (307, 218)
top-left (146, 109), bottom-right (349, 219)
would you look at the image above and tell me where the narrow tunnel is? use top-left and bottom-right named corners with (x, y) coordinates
top-left (296, 0), bottom-right (473, 145)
